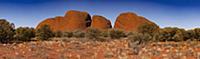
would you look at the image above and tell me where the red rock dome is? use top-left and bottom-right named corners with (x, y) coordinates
top-left (90, 15), bottom-right (112, 31)
top-left (36, 10), bottom-right (91, 32)
top-left (114, 12), bottom-right (159, 32)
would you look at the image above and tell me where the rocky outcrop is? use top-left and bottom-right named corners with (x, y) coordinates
top-left (64, 10), bottom-right (91, 32)
top-left (37, 10), bottom-right (159, 32)
top-left (36, 16), bottom-right (65, 31)
top-left (36, 10), bottom-right (91, 32)
top-left (90, 15), bottom-right (112, 30)
top-left (114, 12), bottom-right (159, 32)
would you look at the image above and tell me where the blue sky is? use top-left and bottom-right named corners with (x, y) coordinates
top-left (0, 0), bottom-right (200, 29)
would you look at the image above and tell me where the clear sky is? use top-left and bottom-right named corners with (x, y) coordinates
top-left (0, 0), bottom-right (200, 29)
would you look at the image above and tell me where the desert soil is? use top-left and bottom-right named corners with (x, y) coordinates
top-left (0, 38), bottom-right (200, 59)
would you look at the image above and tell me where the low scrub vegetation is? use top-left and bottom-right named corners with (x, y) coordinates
top-left (85, 28), bottom-right (101, 39)
top-left (73, 30), bottom-right (85, 38)
top-left (62, 32), bottom-right (73, 38)
top-left (108, 29), bottom-right (126, 39)
top-left (0, 19), bottom-right (15, 43)
top-left (36, 25), bottom-right (54, 41)
top-left (0, 19), bottom-right (200, 44)
top-left (14, 27), bottom-right (35, 42)
top-left (153, 27), bottom-right (187, 42)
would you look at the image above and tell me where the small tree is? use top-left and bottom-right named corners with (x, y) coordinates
top-left (0, 19), bottom-right (15, 43)
top-left (36, 25), bottom-right (54, 40)
top-left (14, 27), bottom-right (35, 42)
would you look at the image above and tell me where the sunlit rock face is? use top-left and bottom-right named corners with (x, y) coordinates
top-left (90, 15), bottom-right (112, 31)
top-left (37, 10), bottom-right (159, 32)
top-left (36, 16), bottom-right (65, 32)
top-left (36, 10), bottom-right (91, 32)
top-left (64, 10), bottom-right (91, 32)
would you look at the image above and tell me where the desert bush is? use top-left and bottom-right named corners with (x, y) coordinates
top-left (126, 32), bottom-right (135, 37)
top-left (138, 23), bottom-right (159, 34)
top-left (100, 30), bottom-right (109, 37)
top-left (108, 29), bottom-right (126, 39)
top-left (185, 30), bottom-right (195, 40)
top-left (36, 25), bottom-right (54, 40)
top-left (194, 28), bottom-right (200, 40)
top-left (62, 32), bottom-right (73, 38)
top-left (85, 28), bottom-right (101, 39)
top-left (54, 31), bottom-right (63, 37)
top-left (73, 30), bottom-right (85, 38)
top-left (0, 19), bottom-right (15, 43)
top-left (14, 27), bottom-right (35, 41)
top-left (186, 28), bottom-right (200, 40)
top-left (128, 32), bottom-right (152, 55)
top-left (128, 33), bottom-right (152, 45)
top-left (153, 27), bottom-right (186, 42)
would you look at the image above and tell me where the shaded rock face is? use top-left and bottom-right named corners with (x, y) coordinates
top-left (36, 10), bottom-right (91, 32)
top-left (91, 15), bottom-right (112, 31)
top-left (114, 12), bottom-right (158, 32)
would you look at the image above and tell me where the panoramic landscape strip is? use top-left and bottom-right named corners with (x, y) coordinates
top-left (0, 10), bottom-right (200, 59)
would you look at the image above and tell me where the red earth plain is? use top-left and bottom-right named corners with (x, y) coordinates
top-left (0, 38), bottom-right (200, 59)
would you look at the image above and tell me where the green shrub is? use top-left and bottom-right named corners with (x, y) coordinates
top-left (108, 29), bottom-right (126, 39)
top-left (138, 23), bottom-right (159, 34)
top-left (0, 19), bottom-right (15, 43)
top-left (128, 33), bottom-right (152, 45)
top-left (85, 28), bottom-right (101, 39)
top-left (186, 28), bottom-right (200, 40)
top-left (194, 28), bottom-right (200, 40)
top-left (126, 32), bottom-right (135, 37)
top-left (100, 30), bottom-right (109, 38)
top-left (14, 27), bottom-right (35, 41)
top-left (54, 31), bottom-right (63, 37)
top-left (36, 25), bottom-right (54, 40)
top-left (63, 32), bottom-right (73, 38)
top-left (73, 30), bottom-right (85, 38)
top-left (153, 27), bottom-right (186, 42)
top-left (128, 32), bottom-right (152, 55)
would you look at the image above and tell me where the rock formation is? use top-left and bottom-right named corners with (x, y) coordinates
top-left (37, 10), bottom-right (159, 32)
top-left (36, 10), bottom-right (91, 32)
top-left (90, 15), bottom-right (112, 31)
top-left (114, 12), bottom-right (159, 32)
top-left (36, 16), bottom-right (65, 32)
top-left (64, 10), bottom-right (91, 32)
